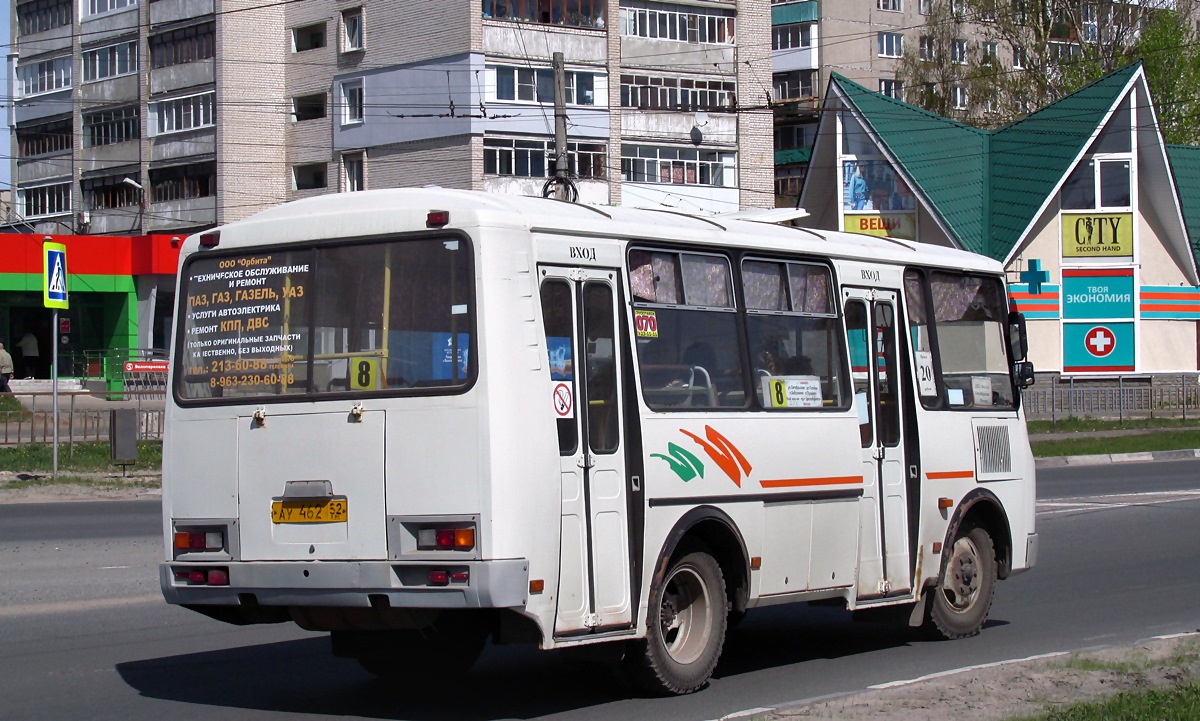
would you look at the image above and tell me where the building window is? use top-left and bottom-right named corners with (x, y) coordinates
top-left (341, 80), bottom-right (364, 124)
top-left (919, 35), bottom-right (935, 61)
top-left (17, 118), bottom-right (72, 157)
top-left (879, 79), bottom-right (902, 98)
top-left (774, 124), bottom-right (810, 151)
top-left (493, 66), bottom-right (596, 105)
top-left (950, 0), bottom-right (963, 16)
top-left (19, 182), bottom-right (72, 218)
top-left (149, 91), bottom-right (215, 136)
top-left (775, 165), bottom-right (806, 198)
top-left (483, 0), bottom-right (605, 30)
top-left (878, 32), bottom-right (903, 58)
top-left (18, 0), bottom-right (72, 35)
top-left (621, 144), bottom-right (736, 187)
top-left (484, 137), bottom-right (607, 179)
top-left (951, 38), bottom-right (967, 64)
top-left (83, 41), bottom-right (138, 82)
top-left (150, 162), bottom-right (215, 202)
top-left (878, 0), bottom-right (900, 11)
top-left (343, 153), bottom-right (364, 191)
top-left (619, 2), bottom-right (735, 45)
top-left (1012, 44), bottom-right (1026, 68)
top-left (293, 164), bottom-right (328, 190)
top-left (17, 56), bottom-right (71, 98)
top-left (772, 23), bottom-right (812, 50)
top-left (83, 106), bottom-right (139, 147)
top-left (292, 93), bottom-right (327, 122)
top-left (293, 22), bottom-right (326, 52)
top-left (952, 84), bottom-right (968, 110)
top-left (982, 41), bottom-right (998, 65)
top-left (150, 23), bottom-right (215, 68)
top-left (620, 74), bottom-right (734, 111)
top-left (82, 175), bottom-right (142, 209)
top-left (342, 9), bottom-right (363, 52)
top-left (85, 0), bottom-right (135, 18)
top-left (773, 70), bottom-right (815, 101)
top-left (918, 0), bottom-right (930, 13)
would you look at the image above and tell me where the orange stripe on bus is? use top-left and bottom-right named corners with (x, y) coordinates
top-left (759, 476), bottom-right (863, 488)
top-left (925, 470), bottom-right (975, 480)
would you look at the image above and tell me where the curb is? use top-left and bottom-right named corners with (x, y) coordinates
top-left (1034, 448), bottom-right (1200, 468)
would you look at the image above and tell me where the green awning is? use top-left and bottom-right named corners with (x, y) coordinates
top-left (775, 147), bottom-right (811, 165)
top-left (772, 1), bottom-right (817, 25)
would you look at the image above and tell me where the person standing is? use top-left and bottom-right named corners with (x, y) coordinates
top-left (16, 331), bottom-right (39, 379)
top-left (0, 342), bottom-right (13, 393)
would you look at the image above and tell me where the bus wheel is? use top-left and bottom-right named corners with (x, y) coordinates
top-left (625, 549), bottom-right (727, 695)
top-left (925, 526), bottom-right (996, 640)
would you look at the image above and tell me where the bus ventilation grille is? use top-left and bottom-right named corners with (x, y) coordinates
top-left (976, 426), bottom-right (1012, 475)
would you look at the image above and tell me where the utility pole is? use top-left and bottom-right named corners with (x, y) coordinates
top-left (552, 52), bottom-right (569, 200)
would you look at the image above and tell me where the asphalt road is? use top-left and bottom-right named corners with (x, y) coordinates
top-left (1, 460), bottom-right (1198, 721)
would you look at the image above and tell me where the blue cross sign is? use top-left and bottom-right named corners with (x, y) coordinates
top-left (43, 242), bottom-right (68, 309)
top-left (1020, 259), bottom-right (1050, 295)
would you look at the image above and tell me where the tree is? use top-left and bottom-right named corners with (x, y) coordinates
top-left (897, 0), bottom-right (1180, 127)
top-left (1134, 9), bottom-right (1200, 145)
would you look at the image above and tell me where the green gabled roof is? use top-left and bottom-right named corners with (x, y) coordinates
top-left (830, 74), bottom-right (989, 255)
top-left (988, 62), bottom-right (1142, 260)
top-left (1166, 144), bottom-right (1200, 270)
top-left (828, 63), bottom-right (1142, 261)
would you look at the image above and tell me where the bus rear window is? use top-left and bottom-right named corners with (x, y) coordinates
top-left (176, 236), bottom-right (474, 401)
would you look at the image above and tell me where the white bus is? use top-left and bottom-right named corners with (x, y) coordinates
top-left (161, 188), bottom-right (1037, 695)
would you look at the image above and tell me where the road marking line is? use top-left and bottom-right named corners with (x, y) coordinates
top-left (0, 593), bottom-right (161, 619)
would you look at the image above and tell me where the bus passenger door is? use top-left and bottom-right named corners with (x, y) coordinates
top-left (844, 289), bottom-right (912, 598)
top-left (540, 267), bottom-right (633, 636)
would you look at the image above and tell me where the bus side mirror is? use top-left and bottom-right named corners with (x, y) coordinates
top-left (1008, 311), bottom-right (1029, 361)
top-left (1013, 361), bottom-right (1035, 389)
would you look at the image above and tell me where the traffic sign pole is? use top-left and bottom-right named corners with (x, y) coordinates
top-left (43, 236), bottom-right (68, 482)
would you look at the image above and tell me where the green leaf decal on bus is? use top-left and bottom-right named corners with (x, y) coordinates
top-left (650, 443), bottom-right (705, 482)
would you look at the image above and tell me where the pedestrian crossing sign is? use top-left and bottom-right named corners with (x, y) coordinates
top-left (43, 242), bottom-right (68, 309)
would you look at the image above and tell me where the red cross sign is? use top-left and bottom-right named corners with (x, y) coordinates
top-left (1085, 326), bottom-right (1116, 358)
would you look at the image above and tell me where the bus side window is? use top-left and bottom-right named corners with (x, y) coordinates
top-left (541, 280), bottom-right (578, 455)
top-left (844, 300), bottom-right (872, 446)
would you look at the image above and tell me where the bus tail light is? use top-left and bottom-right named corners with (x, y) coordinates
top-left (427, 570), bottom-right (469, 586)
top-left (418, 526), bottom-right (475, 550)
top-left (428, 570), bottom-right (449, 586)
top-left (427, 210), bottom-right (450, 228)
top-left (199, 231), bottom-right (220, 247)
top-left (174, 531), bottom-right (224, 551)
top-left (176, 567), bottom-right (229, 586)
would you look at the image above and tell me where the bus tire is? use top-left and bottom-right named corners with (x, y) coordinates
top-left (625, 549), bottom-right (727, 695)
top-left (924, 526), bottom-right (996, 640)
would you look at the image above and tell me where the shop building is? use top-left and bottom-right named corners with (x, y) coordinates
top-left (798, 61), bottom-right (1200, 374)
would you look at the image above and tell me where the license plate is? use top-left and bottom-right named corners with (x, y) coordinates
top-left (271, 499), bottom-right (348, 524)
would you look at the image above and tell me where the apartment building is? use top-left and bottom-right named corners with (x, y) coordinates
top-left (7, 0), bottom-right (775, 238)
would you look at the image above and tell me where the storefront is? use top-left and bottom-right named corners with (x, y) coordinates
top-left (0, 234), bottom-right (182, 379)
top-left (799, 62), bottom-right (1200, 375)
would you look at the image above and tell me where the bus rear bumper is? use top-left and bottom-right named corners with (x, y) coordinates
top-left (159, 559), bottom-right (530, 610)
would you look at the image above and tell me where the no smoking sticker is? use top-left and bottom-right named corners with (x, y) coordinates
top-left (552, 382), bottom-right (574, 418)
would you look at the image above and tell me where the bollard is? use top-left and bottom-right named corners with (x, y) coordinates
top-left (110, 408), bottom-right (138, 475)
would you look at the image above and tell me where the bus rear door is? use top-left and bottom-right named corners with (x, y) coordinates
top-left (844, 288), bottom-right (912, 598)
top-left (539, 267), bottom-right (633, 635)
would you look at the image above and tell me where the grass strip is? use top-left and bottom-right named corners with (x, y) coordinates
top-left (1030, 430), bottom-right (1200, 458)
top-left (0, 441), bottom-right (162, 473)
top-left (1011, 682), bottom-right (1200, 720)
top-left (1028, 417), bottom-right (1200, 433)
